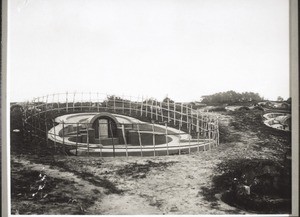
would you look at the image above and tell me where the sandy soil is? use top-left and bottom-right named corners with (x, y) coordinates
top-left (12, 153), bottom-right (244, 215)
top-left (10, 111), bottom-right (290, 215)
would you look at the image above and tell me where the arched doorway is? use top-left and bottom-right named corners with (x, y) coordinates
top-left (92, 117), bottom-right (118, 138)
top-left (90, 113), bottom-right (120, 139)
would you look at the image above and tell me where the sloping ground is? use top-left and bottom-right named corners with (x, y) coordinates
top-left (11, 153), bottom-right (243, 215)
top-left (10, 110), bottom-right (291, 215)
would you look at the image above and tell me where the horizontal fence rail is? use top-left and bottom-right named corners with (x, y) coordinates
top-left (19, 92), bottom-right (219, 157)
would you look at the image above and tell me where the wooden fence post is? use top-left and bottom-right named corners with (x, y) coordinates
top-left (45, 94), bottom-right (49, 111)
top-left (197, 130), bottom-right (200, 152)
top-left (62, 121), bottom-right (65, 154)
top-left (191, 105), bottom-right (194, 131)
top-left (106, 94), bottom-right (109, 111)
top-left (140, 96), bottom-right (143, 117)
top-left (81, 92), bottom-right (83, 111)
top-left (122, 124), bottom-right (128, 157)
top-left (37, 97), bottom-right (41, 130)
top-left (196, 112), bottom-right (200, 152)
top-left (173, 102), bottom-right (176, 125)
top-left (212, 119), bottom-right (215, 147)
top-left (150, 100), bottom-right (153, 120)
top-left (66, 92), bottom-right (68, 112)
top-left (136, 96), bottom-right (139, 115)
top-left (52, 94), bottom-right (55, 110)
top-left (160, 102), bottom-right (164, 122)
top-left (33, 109), bottom-right (36, 136)
top-left (203, 115), bottom-right (206, 139)
top-left (57, 94), bottom-right (60, 109)
top-left (155, 101), bottom-right (158, 120)
top-left (44, 101), bottom-right (47, 130)
top-left (87, 126), bottom-right (90, 156)
top-left (97, 92), bottom-right (100, 112)
top-left (89, 92), bottom-right (92, 111)
top-left (145, 98), bottom-right (148, 117)
top-left (204, 116), bottom-right (207, 138)
top-left (22, 110), bottom-right (26, 140)
top-left (122, 96), bottom-right (125, 114)
top-left (188, 123), bottom-right (191, 154)
top-left (129, 96), bottom-right (132, 116)
top-left (98, 121), bottom-right (102, 157)
top-left (196, 111), bottom-right (199, 133)
top-left (109, 121), bottom-right (115, 157)
top-left (152, 122), bottom-right (156, 157)
top-left (137, 123), bottom-right (143, 157)
top-left (52, 120), bottom-right (57, 153)
top-left (186, 104), bottom-right (189, 129)
top-left (208, 121), bottom-right (211, 150)
top-left (203, 116), bottom-right (206, 151)
top-left (199, 114), bottom-right (202, 136)
top-left (167, 99), bottom-right (170, 123)
top-left (214, 122), bottom-right (217, 147)
top-left (178, 125), bottom-right (181, 155)
top-left (45, 123), bottom-right (48, 147)
top-left (165, 123), bottom-right (169, 156)
top-left (73, 92), bottom-right (76, 112)
top-left (113, 95), bottom-right (116, 113)
top-left (180, 103), bottom-right (183, 127)
top-left (76, 123), bottom-right (79, 156)
top-left (202, 114), bottom-right (204, 137)
top-left (217, 117), bottom-right (220, 146)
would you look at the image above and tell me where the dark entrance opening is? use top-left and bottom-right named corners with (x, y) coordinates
top-left (92, 117), bottom-right (118, 139)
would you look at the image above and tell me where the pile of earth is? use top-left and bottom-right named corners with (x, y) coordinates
top-left (217, 158), bottom-right (291, 214)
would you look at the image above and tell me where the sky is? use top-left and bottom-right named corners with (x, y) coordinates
top-left (8, 0), bottom-right (290, 102)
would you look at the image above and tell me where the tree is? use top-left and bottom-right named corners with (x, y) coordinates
top-left (201, 91), bottom-right (263, 105)
top-left (277, 96), bottom-right (284, 101)
top-left (163, 96), bottom-right (174, 103)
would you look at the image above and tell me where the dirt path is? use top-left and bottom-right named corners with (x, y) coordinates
top-left (12, 152), bottom-right (245, 214)
top-left (88, 154), bottom-right (246, 215)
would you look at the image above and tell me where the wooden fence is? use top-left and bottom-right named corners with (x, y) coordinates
top-left (22, 92), bottom-right (219, 157)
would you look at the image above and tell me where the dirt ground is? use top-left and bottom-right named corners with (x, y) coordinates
top-left (10, 110), bottom-right (291, 215)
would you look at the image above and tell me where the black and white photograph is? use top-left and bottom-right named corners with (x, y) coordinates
top-left (3, 0), bottom-right (299, 216)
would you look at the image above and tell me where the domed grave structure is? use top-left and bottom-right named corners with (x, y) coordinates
top-left (21, 92), bottom-right (220, 157)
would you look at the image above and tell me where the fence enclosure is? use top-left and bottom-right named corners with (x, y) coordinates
top-left (21, 92), bottom-right (219, 157)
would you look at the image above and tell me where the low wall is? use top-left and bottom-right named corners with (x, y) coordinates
top-left (127, 130), bottom-right (173, 146)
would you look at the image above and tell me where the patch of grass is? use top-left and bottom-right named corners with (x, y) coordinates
top-left (229, 110), bottom-right (290, 140)
top-left (226, 110), bottom-right (291, 157)
top-left (116, 160), bottom-right (177, 178)
top-left (219, 125), bottom-right (241, 144)
top-left (11, 162), bottom-right (99, 215)
top-left (221, 191), bottom-right (291, 214)
top-left (198, 158), bottom-right (291, 214)
top-left (11, 169), bottom-right (56, 201)
top-left (48, 160), bottom-right (123, 194)
top-left (91, 188), bottom-right (101, 194)
top-left (208, 106), bottom-right (227, 112)
top-left (199, 186), bottom-right (219, 202)
top-left (227, 110), bottom-right (263, 132)
top-left (228, 121), bottom-right (240, 129)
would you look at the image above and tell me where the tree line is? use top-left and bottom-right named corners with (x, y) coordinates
top-left (201, 91), bottom-right (264, 104)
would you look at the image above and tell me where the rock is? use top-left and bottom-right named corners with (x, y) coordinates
top-left (170, 205), bottom-right (179, 212)
top-left (237, 185), bottom-right (251, 195)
